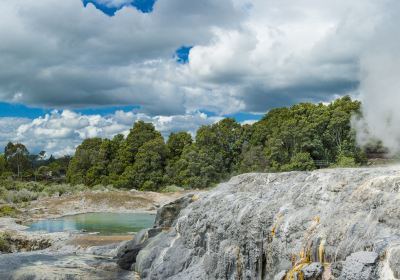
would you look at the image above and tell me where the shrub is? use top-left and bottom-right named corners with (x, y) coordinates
top-left (0, 205), bottom-right (19, 217)
top-left (0, 232), bottom-right (11, 253)
top-left (5, 189), bottom-right (38, 203)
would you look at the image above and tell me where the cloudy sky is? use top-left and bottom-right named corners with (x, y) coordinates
top-left (0, 0), bottom-right (395, 156)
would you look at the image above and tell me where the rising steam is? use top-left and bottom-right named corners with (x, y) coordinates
top-left (353, 5), bottom-right (400, 154)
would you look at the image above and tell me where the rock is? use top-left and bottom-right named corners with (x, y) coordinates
top-left (117, 244), bottom-right (144, 270)
top-left (154, 194), bottom-right (195, 228)
top-left (338, 251), bottom-right (378, 280)
top-left (116, 228), bottom-right (163, 270)
top-left (274, 270), bottom-right (287, 280)
top-left (389, 247), bottom-right (400, 278)
top-left (302, 262), bottom-right (323, 279)
top-left (331, 262), bottom-right (343, 278)
top-left (0, 250), bottom-right (136, 280)
top-left (133, 167), bottom-right (400, 279)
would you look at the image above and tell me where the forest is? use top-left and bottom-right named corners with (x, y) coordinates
top-left (0, 96), bottom-right (371, 191)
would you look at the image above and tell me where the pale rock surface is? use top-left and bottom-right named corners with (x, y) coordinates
top-left (135, 166), bottom-right (400, 279)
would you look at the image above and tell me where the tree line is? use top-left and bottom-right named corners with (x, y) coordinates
top-left (0, 143), bottom-right (70, 181)
top-left (66, 96), bottom-right (367, 190)
top-left (0, 96), bottom-right (371, 190)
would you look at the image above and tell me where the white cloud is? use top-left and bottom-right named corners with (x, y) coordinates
top-left (0, 0), bottom-right (390, 115)
top-left (0, 110), bottom-right (220, 157)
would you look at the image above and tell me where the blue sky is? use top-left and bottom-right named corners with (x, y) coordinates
top-left (82, 0), bottom-right (156, 15)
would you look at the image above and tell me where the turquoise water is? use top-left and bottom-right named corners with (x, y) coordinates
top-left (27, 212), bottom-right (155, 235)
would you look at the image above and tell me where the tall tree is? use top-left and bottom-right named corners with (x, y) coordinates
top-left (0, 154), bottom-right (7, 176)
top-left (120, 138), bottom-right (168, 190)
top-left (4, 142), bottom-right (30, 177)
top-left (167, 132), bottom-right (192, 161)
top-left (66, 138), bottom-right (103, 185)
top-left (122, 121), bottom-right (163, 165)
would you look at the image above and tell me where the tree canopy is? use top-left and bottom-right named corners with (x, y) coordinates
top-left (2, 96), bottom-right (369, 190)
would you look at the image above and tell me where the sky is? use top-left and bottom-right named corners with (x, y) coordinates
top-left (0, 0), bottom-right (395, 156)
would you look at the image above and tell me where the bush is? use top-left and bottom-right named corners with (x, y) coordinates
top-left (0, 232), bottom-right (11, 253)
top-left (5, 189), bottom-right (38, 203)
top-left (280, 152), bottom-right (316, 172)
top-left (0, 205), bottom-right (19, 217)
top-left (332, 153), bottom-right (359, 168)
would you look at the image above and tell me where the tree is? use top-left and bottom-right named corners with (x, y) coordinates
top-left (4, 142), bottom-right (30, 177)
top-left (122, 121), bottom-right (163, 164)
top-left (237, 145), bottom-right (269, 173)
top-left (120, 138), bottom-right (168, 190)
top-left (66, 138), bottom-right (103, 185)
top-left (167, 132), bottom-right (192, 161)
top-left (196, 118), bottom-right (244, 175)
top-left (280, 152), bottom-right (316, 171)
top-left (0, 154), bottom-right (7, 176)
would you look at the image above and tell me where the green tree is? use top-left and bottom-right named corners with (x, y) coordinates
top-left (196, 118), bottom-right (244, 174)
top-left (122, 121), bottom-right (163, 165)
top-left (120, 138), bottom-right (168, 190)
top-left (66, 138), bottom-right (103, 185)
top-left (168, 144), bottom-right (223, 189)
top-left (237, 145), bottom-right (269, 173)
top-left (167, 132), bottom-right (192, 161)
top-left (281, 152), bottom-right (316, 171)
top-left (0, 155), bottom-right (7, 176)
top-left (4, 142), bottom-right (30, 177)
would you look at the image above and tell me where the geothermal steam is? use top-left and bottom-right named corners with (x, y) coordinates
top-left (353, 9), bottom-right (400, 154)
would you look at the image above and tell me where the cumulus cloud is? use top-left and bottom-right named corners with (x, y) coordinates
top-left (0, 0), bottom-right (389, 116)
top-left (0, 110), bottom-right (220, 157)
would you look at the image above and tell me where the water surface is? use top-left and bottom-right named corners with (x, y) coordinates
top-left (27, 212), bottom-right (155, 235)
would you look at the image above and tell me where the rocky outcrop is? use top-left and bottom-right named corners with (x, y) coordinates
top-left (154, 194), bottom-right (196, 228)
top-left (134, 166), bottom-right (400, 279)
top-left (117, 228), bottom-right (163, 270)
top-left (116, 194), bottom-right (196, 270)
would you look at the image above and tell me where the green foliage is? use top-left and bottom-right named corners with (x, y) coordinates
top-left (237, 145), bottom-right (269, 173)
top-left (0, 96), bottom-right (366, 192)
top-left (123, 121), bottom-right (163, 164)
top-left (66, 138), bottom-right (103, 185)
top-left (4, 142), bottom-right (30, 177)
top-left (167, 144), bottom-right (223, 189)
top-left (251, 96), bottom-right (364, 171)
top-left (121, 138), bottom-right (168, 190)
top-left (167, 132), bottom-right (192, 160)
top-left (280, 152), bottom-right (316, 172)
top-left (0, 232), bottom-right (11, 253)
top-left (160, 185), bottom-right (184, 193)
top-left (0, 155), bottom-right (7, 176)
top-left (0, 205), bottom-right (19, 217)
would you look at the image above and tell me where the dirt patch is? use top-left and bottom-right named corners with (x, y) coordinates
top-left (70, 234), bottom-right (133, 248)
